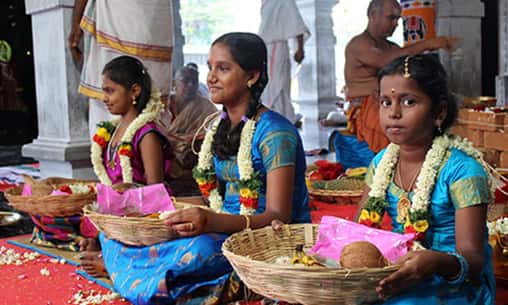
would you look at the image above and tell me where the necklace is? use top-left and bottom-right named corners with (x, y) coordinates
top-left (106, 121), bottom-right (122, 169)
top-left (395, 161), bottom-right (421, 224)
top-left (359, 134), bottom-right (493, 240)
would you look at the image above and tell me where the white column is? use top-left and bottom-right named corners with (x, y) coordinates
top-left (295, 0), bottom-right (339, 119)
top-left (497, 0), bottom-right (508, 106)
top-left (172, 0), bottom-right (185, 75)
top-left (22, 0), bottom-right (94, 179)
top-left (437, 0), bottom-right (484, 97)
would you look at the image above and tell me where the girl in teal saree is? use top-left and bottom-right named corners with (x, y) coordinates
top-left (358, 55), bottom-right (495, 304)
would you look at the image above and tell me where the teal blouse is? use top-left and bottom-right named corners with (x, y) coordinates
top-left (366, 148), bottom-right (495, 305)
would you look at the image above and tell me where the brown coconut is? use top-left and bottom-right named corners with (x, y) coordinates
top-left (340, 241), bottom-right (389, 269)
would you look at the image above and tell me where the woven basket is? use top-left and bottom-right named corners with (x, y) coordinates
top-left (222, 224), bottom-right (398, 305)
top-left (308, 178), bottom-right (364, 204)
top-left (4, 179), bottom-right (97, 217)
top-left (84, 202), bottom-right (209, 246)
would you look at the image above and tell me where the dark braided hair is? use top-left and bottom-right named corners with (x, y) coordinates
top-left (211, 32), bottom-right (269, 160)
top-left (102, 55), bottom-right (152, 113)
top-left (378, 54), bottom-right (458, 136)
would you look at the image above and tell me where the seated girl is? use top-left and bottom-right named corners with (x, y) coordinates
top-left (80, 55), bottom-right (173, 276)
top-left (357, 55), bottom-right (494, 304)
top-left (95, 32), bottom-right (310, 305)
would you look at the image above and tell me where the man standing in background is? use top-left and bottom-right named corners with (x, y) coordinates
top-left (258, 0), bottom-right (309, 126)
top-left (68, 0), bottom-right (174, 137)
top-left (344, 0), bottom-right (453, 153)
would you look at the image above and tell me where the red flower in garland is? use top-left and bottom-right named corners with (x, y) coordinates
top-left (359, 219), bottom-right (374, 227)
top-left (199, 181), bottom-right (217, 197)
top-left (239, 197), bottom-right (259, 209)
top-left (92, 134), bottom-right (107, 148)
top-left (404, 225), bottom-right (425, 241)
top-left (118, 148), bottom-right (133, 157)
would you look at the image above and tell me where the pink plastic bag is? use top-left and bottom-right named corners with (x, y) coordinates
top-left (49, 189), bottom-right (69, 196)
top-left (21, 184), bottom-right (32, 196)
top-left (96, 183), bottom-right (175, 216)
top-left (310, 216), bottom-right (415, 263)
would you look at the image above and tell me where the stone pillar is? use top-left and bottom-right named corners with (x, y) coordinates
top-left (497, 0), bottom-right (508, 106)
top-left (22, 0), bottom-right (94, 179)
top-left (172, 0), bottom-right (185, 75)
top-left (436, 0), bottom-right (484, 97)
top-left (295, 0), bottom-right (338, 119)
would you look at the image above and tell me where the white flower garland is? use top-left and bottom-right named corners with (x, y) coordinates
top-left (90, 89), bottom-right (164, 185)
top-left (197, 118), bottom-right (257, 215)
top-left (369, 133), bottom-right (491, 216)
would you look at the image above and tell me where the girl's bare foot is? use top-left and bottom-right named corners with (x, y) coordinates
top-left (80, 250), bottom-right (108, 278)
top-left (79, 238), bottom-right (101, 252)
top-left (79, 238), bottom-right (107, 277)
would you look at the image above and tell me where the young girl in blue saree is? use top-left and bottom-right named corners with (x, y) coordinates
top-left (100, 32), bottom-right (310, 305)
top-left (357, 54), bottom-right (495, 304)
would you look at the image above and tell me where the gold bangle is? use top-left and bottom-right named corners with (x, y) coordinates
top-left (243, 215), bottom-right (251, 230)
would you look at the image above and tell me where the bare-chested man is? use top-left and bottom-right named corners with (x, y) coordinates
top-left (344, 0), bottom-right (453, 153)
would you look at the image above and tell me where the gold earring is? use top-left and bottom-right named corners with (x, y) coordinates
top-left (132, 96), bottom-right (137, 105)
top-left (435, 120), bottom-right (443, 134)
top-left (247, 81), bottom-right (253, 88)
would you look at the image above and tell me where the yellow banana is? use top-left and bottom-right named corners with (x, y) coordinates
top-left (345, 167), bottom-right (368, 177)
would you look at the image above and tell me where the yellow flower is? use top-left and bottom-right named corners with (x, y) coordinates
top-left (119, 143), bottom-right (132, 151)
top-left (196, 178), bottom-right (206, 185)
top-left (404, 219), bottom-right (411, 229)
top-left (97, 127), bottom-right (111, 141)
top-left (370, 211), bottom-right (381, 223)
top-left (414, 220), bottom-right (429, 233)
top-left (239, 188), bottom-right (252, 198)
top-left (251, 191), bottom-right (258, 199)
top-left (359, 209), bottom-right (370, 221)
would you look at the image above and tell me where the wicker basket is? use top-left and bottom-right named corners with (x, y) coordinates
top-left (308, 178), bottom-right (364, 204)
top-left (222, 224), bottom-right (398, 305)
top-left (84, 202), bottom-right (209, 246)
top-left (4, 178), bottom-right (97, 217)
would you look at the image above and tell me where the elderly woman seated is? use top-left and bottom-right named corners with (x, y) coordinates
top-left (166, 63), bottom-right (218, 182)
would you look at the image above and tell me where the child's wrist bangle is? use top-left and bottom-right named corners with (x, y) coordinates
top-left (446, 252), bottom-right (469, 285)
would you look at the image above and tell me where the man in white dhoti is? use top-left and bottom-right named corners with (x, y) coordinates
top-left (68, 0), bottom-right (174, 137)
top-left (258, 0), bottom-right (310, 125)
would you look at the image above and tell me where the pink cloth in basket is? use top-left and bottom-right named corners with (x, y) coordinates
top-left (310, 216), bottom-right (415, 263)
top-left (96, 183), bottom-right (175, 216)
top-left (21, 184), bottom-right (32, 196)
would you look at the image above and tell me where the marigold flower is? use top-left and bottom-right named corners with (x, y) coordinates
top-left (96, 128), bottom-right (111, 141)
top-left (239, 188), bottom-right (252, 198)
top-left (413, 220), bottom-right (429, 233)
top-left (118, 148), bottom-right (133, 157)
top-left (369, 211), bottom-right (381, 223)
top-left (359, 209), bottom-right (370, 221)
top-left (359, 219), bottom-right (373, 227)
top-left (240, 197), bottom-right (258, 209)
